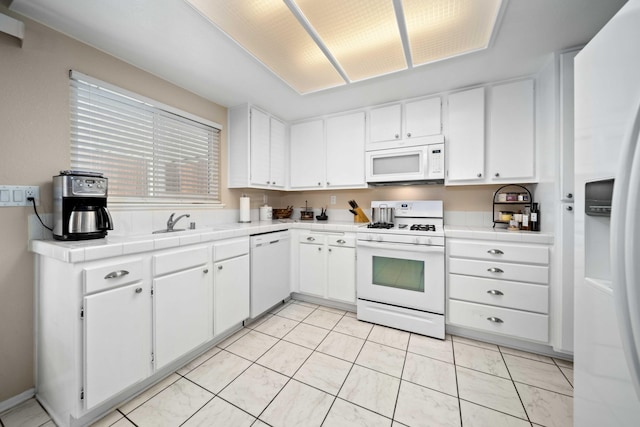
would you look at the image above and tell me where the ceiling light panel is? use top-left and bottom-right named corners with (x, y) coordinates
top-left (403, 0), bottom-right (502, 66)
top-left (186, 0), bottom-right (345, 94)
top-left (294, 0), bottom-right (407, 82)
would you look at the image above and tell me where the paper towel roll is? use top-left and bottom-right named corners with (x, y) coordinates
top-left (239, 195), bottom-right (251, 223)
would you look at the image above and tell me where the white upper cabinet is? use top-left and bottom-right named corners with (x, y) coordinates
top-left (290, 119), bottom-right (325, 189)
top-left (446, 87), bottom-right (486, 182)
top-left (290, 113), bottom-right (367, 190)
top-left (228, 104), bottom-right (287, 189)
top-left (325, 111), bottom-right (366, 188)
top-left (489, 79), bottom-right (535, 181)
top-left (368, 97), bottom-right (442, 150)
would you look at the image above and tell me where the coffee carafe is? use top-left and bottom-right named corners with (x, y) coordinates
top-left (53, 171), bottom-right (113, 240)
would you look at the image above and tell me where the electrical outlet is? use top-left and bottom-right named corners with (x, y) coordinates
top-left (25, 186), bottom-right (39, 202)
top-left (330, 195), bottom-right (336, 205)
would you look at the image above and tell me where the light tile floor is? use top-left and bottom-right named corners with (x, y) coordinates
top-left (0, 299), bottom-right (574, 427)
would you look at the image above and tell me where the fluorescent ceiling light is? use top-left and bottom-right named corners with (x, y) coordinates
top-left (186, 0), bottom-right (503, 94)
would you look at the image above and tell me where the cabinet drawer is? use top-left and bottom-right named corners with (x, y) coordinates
top-left (448, 240), bottom-right (549, 264)
top-left (449, 274), bottom-right (548, 313)
top-left (299, 233), bottom-right (326, 244)
top-left (83, 258), bottom-right (144, 294)
top-left (449, 258), bottom-right (548, 284)
top-left (214, 237), bottom-right (249, 262)
top-left (328, 235), bottom-right (355, 248)
top-left (153, 246), bottom-right (208, 276)
top-left (449, 299), bottom-right (548, 342)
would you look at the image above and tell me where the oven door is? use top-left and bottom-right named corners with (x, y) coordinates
top-left (357, 240), bottom-right (444, 314)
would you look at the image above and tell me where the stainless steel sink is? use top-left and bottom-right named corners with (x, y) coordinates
top-left (152, 228), bottom-right (186, 234)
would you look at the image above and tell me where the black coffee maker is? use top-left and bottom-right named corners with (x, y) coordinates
top-left (53, 171), bottom-right (113, 240)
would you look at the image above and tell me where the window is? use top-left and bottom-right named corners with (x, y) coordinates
top-left (69, 70), bottom-right (222, 204)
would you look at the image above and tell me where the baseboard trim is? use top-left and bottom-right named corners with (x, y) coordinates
top-left (0, 388), bottom-right (36, 414)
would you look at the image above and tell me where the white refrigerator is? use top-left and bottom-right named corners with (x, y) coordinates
top-left (574, 0), bottom-right (640, 425)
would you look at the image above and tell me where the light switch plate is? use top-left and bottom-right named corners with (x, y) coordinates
top-left (0, 185), bottom-right (40, 206)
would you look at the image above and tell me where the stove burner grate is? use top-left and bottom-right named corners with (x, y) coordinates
top-left (367, 222), bottom-right (395, 229)
top-left (410, 224), bottom-right (436, 232)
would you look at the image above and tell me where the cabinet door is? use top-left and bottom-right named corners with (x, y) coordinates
top-left (560, 50), bottom-right (579, 201)
top-left (369, 103), bottom-right (401, 143)
top-left (326, 112), bottom-right (366, 188)
top-left (250, 108), bottom-right (271, 186)
top-left (298, 243), bottom-right (326, 297)
top-left (154, 265), bottom-right (211, 369)
top-left (290, 120), bottom-right (325, 188)
top-left (327, 246), bottom-right (356, 303)
top-left (404, 97), bottom-right (441, 139)
top-left (214, 255), bottom-right (250, 335)
top-left (84, 282), bottom-right (151, 409)
top-left (269, 117), bottom-right (286, 188)
top-left (489, 79), bottom-right (535, 180)
top-left (447, 88), bottom-right (486, 182)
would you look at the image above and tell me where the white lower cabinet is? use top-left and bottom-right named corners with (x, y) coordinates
top-left (298, 232), bottom-right (356, 304)
top-left (447, 238), bottom-right (550, 343)
top-left (213, 237), bottom-right (250, 335)
top-left (153, 246), bottom-right (212, 370)
top-left (83, 271), bottom-right (151, 409)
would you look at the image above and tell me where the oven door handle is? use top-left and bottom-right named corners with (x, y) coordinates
top-left (357, 240), bottom-right (444, 253)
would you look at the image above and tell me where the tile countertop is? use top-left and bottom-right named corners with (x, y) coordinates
top-left (30, 222), bottom-right (554, 264)
top-left (444, 225), bottom-right (554, 244)
top-left (29, 220), bottom-right (363, 263)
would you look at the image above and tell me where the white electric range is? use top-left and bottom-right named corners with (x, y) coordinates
top-left (356, 200), bottom-right (445, 339)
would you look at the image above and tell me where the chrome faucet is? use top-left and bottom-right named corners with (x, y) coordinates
top-left (166, 213), bottom-right (190, 231)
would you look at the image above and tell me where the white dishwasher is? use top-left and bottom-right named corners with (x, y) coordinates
top-left (250, 230), bottom-right (290, 318)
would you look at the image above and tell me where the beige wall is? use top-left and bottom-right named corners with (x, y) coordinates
top-left (0, 9), bottom-right (232, 401)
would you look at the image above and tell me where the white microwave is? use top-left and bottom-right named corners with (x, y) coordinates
top-left (366, 142), bottom-right (445, 185)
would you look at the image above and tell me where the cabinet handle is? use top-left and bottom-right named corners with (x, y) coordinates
top-left (135, 287), bottom-right (143, 294)
top-left (318, 182), bottom-right (322, 186)
top-left (337, 239), bottom-right (346, 244)
top-left (307, 236), bottom-right (315, 242)
top-left (327, 182), bottom-right (330, 186)
top-left (566, 193), bottom-right (573, 199)
top-left (477, 173), bottom-right (482, 178)
top-left (203, 268), bottom-right (209, 273)
top-left (104, 270), bottom-right (129, 279)
top-left (487, 289), bottom-right (504, 296)
top-left (217, 265), bottom-right (223, 270)
top-left (487, 249), bottom-right (504, 255)
top-left (487, 317), bottom-right (504, 323)
top-left (272, 181), bottom-right (276, 185)
top-left (494, 172), bottom-right (500, 178)
top-left (318, 247), bottom-right (322, 252)
top-left (566, 206), bottom-right (573, 211)
top-left (487, 267), bottom-right (504, 273)
top-left (267, 181), bottom-right (271, 184)
top-left (395, 134), bottom-right (400, 139)
top-left (407, 132), bottom-right (412, 137)
top-left (328, 248), bottom-right (332, 252)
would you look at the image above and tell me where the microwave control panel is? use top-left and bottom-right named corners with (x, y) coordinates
top-left (428, 144), bottom-right (444, 178)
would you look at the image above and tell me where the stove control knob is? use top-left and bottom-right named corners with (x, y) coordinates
top-left (414, 237), bottom-right (421, 245)
top-left (366, 235), bottom-right (373, 241)
top-left (376, 235), bottom-right (383, 242)
top-left (427, 238), bottom-right (432, 245)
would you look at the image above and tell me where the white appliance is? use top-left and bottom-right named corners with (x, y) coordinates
top-left (357, 200), bottom-right (445, 339)
top-left (365, 141), bottom-right (445, 185)
top-left (574, 1), bottom-right (640, 424)
top-left (250, 230), bottom-right (290, 318)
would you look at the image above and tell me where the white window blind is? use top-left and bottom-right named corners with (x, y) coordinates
top-left (69, 71), bottom-right (221, 204)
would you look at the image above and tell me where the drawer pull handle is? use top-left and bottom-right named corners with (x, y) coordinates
top-left (104, 270), bottom-right (129, 279)
top-left (337, 239), bottom-right (346, 244)
top-left (307, 237), bottom-right (315, 242)
top-left (487, 317), bottom-right (504, 323)
top-left (487, 249), bottom-right (504, 255)
top-left (487, 267), bottom-right (504, 273)
top-left (487, 289), bottom-right (504, 296)
top-left (135, 287), bottom-right (143, 294)
top-left (218, 265), bottom-right (223, 270)
top-left (203, 269), bottom-right (209, 274)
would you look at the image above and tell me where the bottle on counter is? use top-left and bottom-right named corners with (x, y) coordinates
top-left (521, 207), bottom-right (530, 231)
top-left (530, 203), bottom-right (540, 232)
